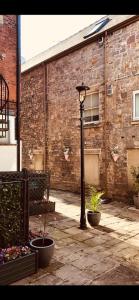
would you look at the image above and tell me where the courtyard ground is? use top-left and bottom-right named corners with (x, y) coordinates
top-left (13, 190), bottom-right (139, 285)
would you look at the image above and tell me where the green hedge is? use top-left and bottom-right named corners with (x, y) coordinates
top-left (0, 181), bottom-right (25, 248)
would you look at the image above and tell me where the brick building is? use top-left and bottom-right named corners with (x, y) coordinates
top-left (0, 15), bottom-right (18, 171)
top-left (21, 15), bottom-right (139, 201)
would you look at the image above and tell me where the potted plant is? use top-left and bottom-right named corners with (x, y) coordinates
top-left (130, 166), bottom-right (139, 209)
top-left (86, 186), bottom-right (104, 226)
top-left (29, 214), bottom-right (55, 268)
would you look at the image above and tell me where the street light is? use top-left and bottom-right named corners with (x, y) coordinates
top-left (76, 82), bottom-right (90, 229)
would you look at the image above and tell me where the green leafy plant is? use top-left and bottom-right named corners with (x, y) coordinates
top-left (130, 166), bottom-right (139, 194)
top-left (86, 186), bottom-right (104, 212)
top-left (0, 182), bottom-right (25, 248)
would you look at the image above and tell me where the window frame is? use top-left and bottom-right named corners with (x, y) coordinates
top-left (0, 115), bottom-right (16, 145)
top-left (133, 90), bottom-right (139, 121)
top-left (84, 92), bottom-right (100, 125)
top-left (83, 17), bottom-right (110, 39)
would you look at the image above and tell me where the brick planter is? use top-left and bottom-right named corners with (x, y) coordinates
top-left (0, 251), bottom-right (38, 285)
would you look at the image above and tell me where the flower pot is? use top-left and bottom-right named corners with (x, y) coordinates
top-left (133, 194), bottom-right (139, 209)
top-left (0, 251), bottom-right (38, 285)
top-left (87, 210), bottom-right (101, 227)
top-left (29, 237), bottom-right (55, 268)
top-left (111, 153), bottom-right (119, 162)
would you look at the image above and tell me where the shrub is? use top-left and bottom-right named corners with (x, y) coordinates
top-left (86, 186), bottom-right (104, 212)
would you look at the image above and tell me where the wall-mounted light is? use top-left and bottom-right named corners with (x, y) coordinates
top-left (107, 84), bottom-right (113, 96)
top-left (0, 53), bottom-right (6, 60)
top-left (28, 149), bottom-right (33, 160)
top-left (63, 147), bottom-right (70, 161)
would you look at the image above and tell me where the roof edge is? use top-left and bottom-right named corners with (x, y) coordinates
top-left (21, 15), bottom-right (139, 75)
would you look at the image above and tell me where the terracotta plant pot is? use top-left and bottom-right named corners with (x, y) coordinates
top-left (29, 237), bottom-right (55, 268)
top-left (87, 210), bottom-right (101, 227)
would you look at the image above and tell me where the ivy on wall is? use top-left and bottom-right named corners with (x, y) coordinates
top-left (0, 181), bottom-right (25, 248)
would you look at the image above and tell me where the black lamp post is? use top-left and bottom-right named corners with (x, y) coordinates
top-left (76, 82), bottom-right (90, 229)
top-left (16, 15), bottom-right (21, 171)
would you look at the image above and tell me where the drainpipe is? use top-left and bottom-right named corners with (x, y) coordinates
top-left (16, 15), bottom-right (21, 171)
top-left (43, 62), bottom-right (47, 171)
top-left (103, 30), bottom-right (108, 194)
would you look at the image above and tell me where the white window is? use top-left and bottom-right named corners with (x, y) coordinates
top-left (84, 17), bottom-right (110, 39)
top-left (0, 116), bottom-right (16, 144)
top-left (84, 93), bottom-right (99, 124)
top-left (133, 91), bottom-right (139, 121)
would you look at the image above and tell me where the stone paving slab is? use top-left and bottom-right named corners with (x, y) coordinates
top-left (54, 264), bottom-right (93, 285)
top-left (13, 189), bottom-right (139, 285)
top-left (93, 264), bottom-right (139, 285)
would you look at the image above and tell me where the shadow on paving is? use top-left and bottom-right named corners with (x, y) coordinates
top-left (27, 197), bottom-right (139, 285)
top-left (93, 264), bottom-right (139, 285)
top-left (10, 189), bottom-right (139, 285)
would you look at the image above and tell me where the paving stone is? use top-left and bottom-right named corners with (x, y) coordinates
top-left (71, 253), bottom-right (104, 270)
top-left (11, 278), bottom-right (31, 285)
top-left (115, 247), bottom-right (139, 260)
top-left (55, 237), bottom-right (78, 248)
top-left (83, 245), bottom-right (106, 254)
top-left (30, 274), bottom-right (64, 285)
top-left (84, 236), bottom-right (109, 247)
top-left (20, 191), bottom-right (139, 285)
top-left (93, 264), bottom-right (139, 285)
top-left (71, 232), bottom-right (94, 242)
top-left (54, 264), bottom-right (93, 284)
top-left (126, 237), bottom-right (139, 247)
top-left (57, 250), bottom-right (88, 264)
top-left (86, 258), bottom-right (119, 277)
top-left (63, 226), bottom-right (87, 235)
top-left (47, 228), bottom-right (70, 240)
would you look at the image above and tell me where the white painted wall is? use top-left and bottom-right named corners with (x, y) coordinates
top-left (0, 115), bottom-right (22, 171)
top-left (0, 145), bottom-right (17, 171)
top-left (0, 143), bottom-right (22, 171)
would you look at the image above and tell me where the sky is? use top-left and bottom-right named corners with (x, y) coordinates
top-left (21, 15), bottom-right (105, 62)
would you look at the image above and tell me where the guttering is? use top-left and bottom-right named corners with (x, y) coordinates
top-left (21, 15), bottom-right (139, 75)
top-left (16, 15), bottom-right (21, 171)
top-left (43, 62), bottom-right (47, 171)
top-left (103, 30), bottom-right (108, 195)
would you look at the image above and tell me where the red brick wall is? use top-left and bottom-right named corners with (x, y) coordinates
top-left (21, 19), bottom-right (139, 201)
top-left (0, 15), bottom-right (16, 101)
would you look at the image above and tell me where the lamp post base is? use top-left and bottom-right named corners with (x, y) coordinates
top-left (79, 223), bottom-right (87, 230)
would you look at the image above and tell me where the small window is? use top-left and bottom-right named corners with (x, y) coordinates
top-left (84, 93), bottom-right (99, 124)
top-left (83, 18), bottom-right (110, 39)
top-left (0, 121), bottom-right (10, 144)
top-left (0, 116), bottom-right (16, 145)
top-left (133, 91), bottom-right (139, 121)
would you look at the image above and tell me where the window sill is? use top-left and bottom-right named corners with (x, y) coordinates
top-left (131, 121), bottom-right (139, 125)
top-left (83, 122), bottom-right (102, 129)
top-left (0, 143), bottom-right (17, 146)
